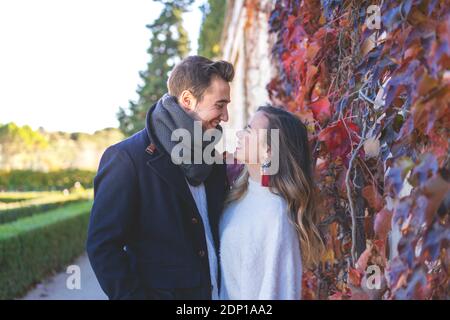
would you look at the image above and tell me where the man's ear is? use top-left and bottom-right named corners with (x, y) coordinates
top-left (178, 90), bottom-right (197, 111)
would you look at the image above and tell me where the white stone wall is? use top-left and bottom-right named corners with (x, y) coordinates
top-left (219, 0), bottom-right (275, 153)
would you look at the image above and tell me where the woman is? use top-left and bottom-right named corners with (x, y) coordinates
top-left (219, 105), bottom-right (324, 300)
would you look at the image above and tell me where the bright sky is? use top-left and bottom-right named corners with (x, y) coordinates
top-left (0, 0), bottom-right (204, 133)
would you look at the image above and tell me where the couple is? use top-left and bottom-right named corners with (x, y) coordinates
top-left (86, 55), bottom-right (324, 300)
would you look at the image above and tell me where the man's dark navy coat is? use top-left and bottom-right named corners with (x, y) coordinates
top-left (86, 105), bottom-right (228, 300)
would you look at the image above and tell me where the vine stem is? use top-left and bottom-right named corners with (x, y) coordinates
top-left (345, 117), bottom-right (368, 265)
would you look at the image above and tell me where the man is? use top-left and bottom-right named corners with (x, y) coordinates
top-left (86, 56), bottom-right (234, 300)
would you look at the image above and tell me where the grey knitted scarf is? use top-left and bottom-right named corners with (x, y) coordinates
top-left (150, 93), bottom-right (222, 186)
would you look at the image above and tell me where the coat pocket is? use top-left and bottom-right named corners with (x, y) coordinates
top-left (140, 263), bottom-right (202, 289)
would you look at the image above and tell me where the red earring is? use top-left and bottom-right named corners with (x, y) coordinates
top-left (261, 162), bottom-right (270, 187)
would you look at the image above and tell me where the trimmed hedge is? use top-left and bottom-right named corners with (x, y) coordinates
top-left (0, 192), bottom-right (92, 225)
top-left (0, 192), bottom-right (43, 202)
top-left (0, 198), bottom-right (28, 204)
top-left (0, 169), bottom-right (96, 191)
top-left (0, 201), bottom-right (93, 299)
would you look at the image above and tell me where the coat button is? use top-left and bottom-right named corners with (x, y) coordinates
top-left (198, 250), bottom-right (206, 258)
top-left (191, 217), bottom-right (199, 224)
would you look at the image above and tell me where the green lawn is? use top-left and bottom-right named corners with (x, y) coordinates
top-left (0, 189), bottom-right (93, 224)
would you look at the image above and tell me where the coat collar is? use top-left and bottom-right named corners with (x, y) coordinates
top-left (144, 103), bottom-right (197, 213)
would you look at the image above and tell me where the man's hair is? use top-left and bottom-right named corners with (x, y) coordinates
top-left (167, 55), bottom-right (234, 101)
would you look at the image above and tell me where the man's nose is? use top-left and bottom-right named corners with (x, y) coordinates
top-left (220, 107), bottom-right (229, 122)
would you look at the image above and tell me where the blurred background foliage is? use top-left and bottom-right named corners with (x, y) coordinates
top-left (0, 122), bottom-right (123, 171)
top-left (198, 0), bottom-right (226, 58)
top-left (117, 0), bottom-right (226, 137)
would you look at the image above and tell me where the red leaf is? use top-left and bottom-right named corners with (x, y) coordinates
top-left (306, 41), bottom-right (321, 61)
top-left (349, 288), bottom-right (370, 300)
top-left (305, 65), bottom-right (319, 94)
top-left (309, 96), bottom-right (331, 122)
top-left (348, 267), bottom-right (362, 287)
top-left (318, 119), bottom-right (360, 160)
top-left (328, 292), bottom-right (345, 300)
top-left (356, 247), bottom-right (371, 273)
top-left (374, 208), bottom-right (393, 240)
top-left (362, 184), bottom-right (383, 211)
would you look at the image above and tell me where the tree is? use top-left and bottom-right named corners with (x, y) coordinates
top-left (117, 0), bottom-right (193, 136)
top-left (0, 123), bottom-right (49, 170)
top-left (0, 123), bottom-right (48, 156)
top-left (198, 0), bottom-right (227, 58)
top-left (0, 123), bottom-right (124, 171)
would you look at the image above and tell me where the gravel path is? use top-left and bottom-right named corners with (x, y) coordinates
top-left (21, 252), bottom-right (108, 300)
